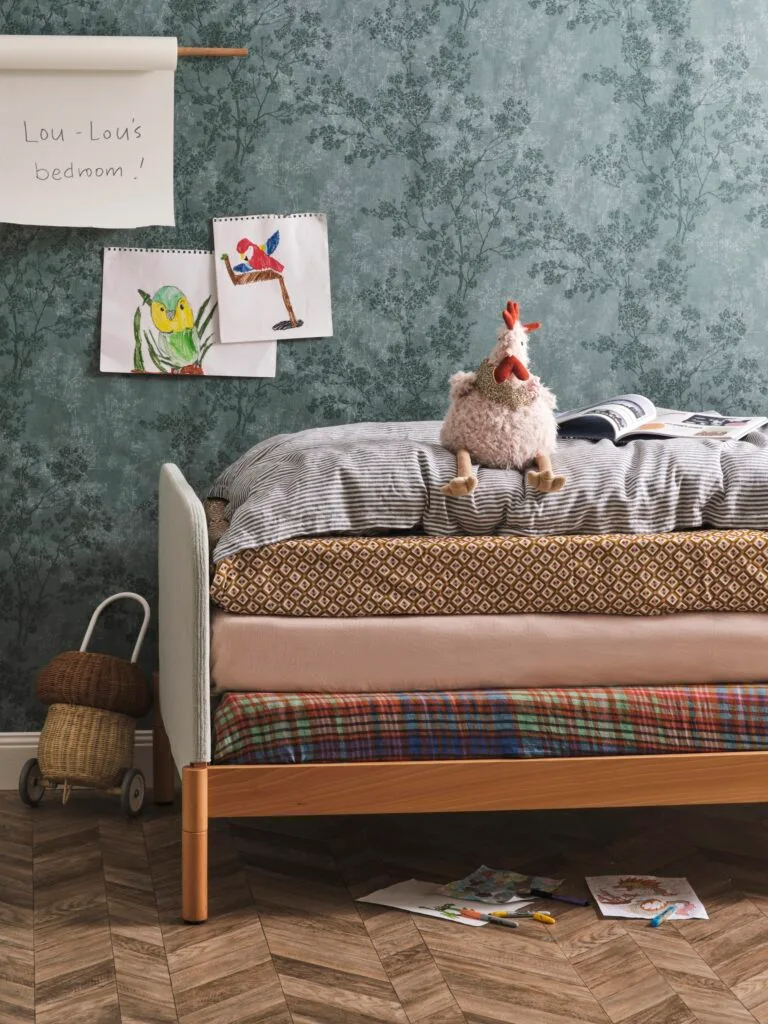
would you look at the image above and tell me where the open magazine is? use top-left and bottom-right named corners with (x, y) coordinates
top-left (557, 394), bottom-right (767, 442)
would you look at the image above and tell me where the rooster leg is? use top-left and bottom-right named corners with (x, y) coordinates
top-left (441, 448), bottom-right (478, 497)
top-left (527, 452), bottom-right (566, 494)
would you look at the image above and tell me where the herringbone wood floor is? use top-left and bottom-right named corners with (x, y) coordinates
top-left (2, 792), bottom-right (768, 1024)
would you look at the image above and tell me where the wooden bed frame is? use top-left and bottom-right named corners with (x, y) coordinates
top-left (157, 464), bottom-right (768, 924)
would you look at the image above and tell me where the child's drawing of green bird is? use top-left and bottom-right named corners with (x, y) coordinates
top-left (145, 285), bottom-right (200, 368)
top-left (134, 286), bottom-right (217, 374)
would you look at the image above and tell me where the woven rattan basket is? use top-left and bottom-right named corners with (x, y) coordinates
top-left (37, 651), bottom-right (150, 716)
top-left (35, 593), bottom-right (151, 717)
top-left (37, 704), bottom-right (135, 787)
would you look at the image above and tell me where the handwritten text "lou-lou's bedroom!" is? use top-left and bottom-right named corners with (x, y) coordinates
top-left (22, 118), bottom-right (145, 183)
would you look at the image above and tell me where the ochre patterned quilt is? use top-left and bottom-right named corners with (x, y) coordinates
top-left (210, 529), bottom-right (768, 617)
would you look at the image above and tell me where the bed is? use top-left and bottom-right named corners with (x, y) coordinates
top-left (157, 432), bottom-right (768, 924)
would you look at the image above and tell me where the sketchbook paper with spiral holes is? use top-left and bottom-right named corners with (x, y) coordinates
top-left (213, 212), bottom-right (333, 343)
top-left (100, 248), bottom-right (276, 377)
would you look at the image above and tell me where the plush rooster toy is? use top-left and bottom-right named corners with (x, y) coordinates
top-left (440, 301), bottom-right (565, 496)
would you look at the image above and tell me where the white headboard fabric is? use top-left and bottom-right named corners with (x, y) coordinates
top-left (158, 463), bottom-right (211, 769)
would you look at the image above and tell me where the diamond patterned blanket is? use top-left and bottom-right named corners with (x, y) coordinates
top-left (211, 529), bottom-right (768, 616)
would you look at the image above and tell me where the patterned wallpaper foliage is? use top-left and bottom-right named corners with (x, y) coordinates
top-left (2, 0), bottom-right (768, 728)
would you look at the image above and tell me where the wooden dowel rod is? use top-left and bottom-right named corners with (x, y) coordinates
top-left (178, 47), bottom-right (248, 58)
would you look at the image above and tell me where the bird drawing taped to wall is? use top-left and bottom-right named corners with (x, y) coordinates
top-left (220, 228), bottom-right (305, 331)
top-left (234, 230), bottom-right (284, 274)
top-left (133, 286), bottom-right (217, 375)
top-left (148, 286), bottom-right (201, 369)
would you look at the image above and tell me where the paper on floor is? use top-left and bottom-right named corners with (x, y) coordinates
top-left (586, 875), bottom-right (708, 920)
top-left (439, 865), bottom-right (563, 904)
top-left (357, 878), bottom-right (534, 926)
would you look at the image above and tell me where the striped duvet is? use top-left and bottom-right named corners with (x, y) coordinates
top-left (209, 421), bottom-right (768, 561)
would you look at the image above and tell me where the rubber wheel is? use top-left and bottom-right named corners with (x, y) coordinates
top-left (120, 769), bottom-right (146, 817)
top-left (18, 758), bottom-right (45, 807)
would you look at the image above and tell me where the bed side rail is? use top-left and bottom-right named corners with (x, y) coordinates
top-left (158, 463), bottom-right (211, 770)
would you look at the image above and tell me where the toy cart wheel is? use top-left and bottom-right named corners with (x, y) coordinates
top-left (120, 768), bottom-right (145, 817)
top-left (18, 758), bottom-right (45, 807)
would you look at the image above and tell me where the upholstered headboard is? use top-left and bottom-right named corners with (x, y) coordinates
top-left (158, 464), bottom-right (211, 770)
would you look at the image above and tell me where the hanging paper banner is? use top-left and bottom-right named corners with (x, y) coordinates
top-left (0, 35), bottom-right (176, 228)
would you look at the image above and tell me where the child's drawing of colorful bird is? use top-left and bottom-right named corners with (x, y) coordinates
top-left (145, 285), bottom-right (200, 368)
top-left (234, 230), bottom-right (284, 274)
top-left (133, 285), bottom-right (217, 375)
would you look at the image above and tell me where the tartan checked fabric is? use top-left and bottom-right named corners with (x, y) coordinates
top-left (212, 686), bottom-right (768, 764)
top-left (210, 529), bottom-right (768, 617)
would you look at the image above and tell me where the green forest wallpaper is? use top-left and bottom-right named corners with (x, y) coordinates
top-left (2, 0), bottom-right (768, 728)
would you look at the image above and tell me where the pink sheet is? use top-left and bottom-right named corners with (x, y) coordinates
top-left (211, 610), bottom-right (768, 693)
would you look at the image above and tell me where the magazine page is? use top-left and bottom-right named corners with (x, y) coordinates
top-left (627, 409), bottom-right (768, 441)
top-left (557, 394), bottom-right (656, 440)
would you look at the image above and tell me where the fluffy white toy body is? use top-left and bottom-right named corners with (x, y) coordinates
top-left (440, 301), bottom-right (565, 496)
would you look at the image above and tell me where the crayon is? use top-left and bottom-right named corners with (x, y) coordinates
top-left (490, 910), bottom-right (556, 925)
top-left (486, 915), bottom-right (520, 929)
top-left (650, 904), bottom-right (679, 928)
top-left (459, 908), bottom-right (519, 928)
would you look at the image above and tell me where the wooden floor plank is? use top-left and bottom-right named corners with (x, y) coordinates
top-left (239, 823), bottom-right (408, 1024)
top-left (32, 801), bottom-right (121, 1024)
top-left (0, 805), bottom-right (34, 1024)
top-left (2, 794), bottom-right (768, 1022)
top-left (99, 816), bottom-right (178, 1024)
top-left (422, 920), bottom-right (610, 1024)
top-left (634, 926), bottom-right (757, 1024)
top-left (145, 818), bottom-right (292, 1024)
top-left (329, 825), bottom-right (468, 1024)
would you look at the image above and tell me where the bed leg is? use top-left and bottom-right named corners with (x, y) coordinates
top-left (152, 674), bottom-right (176, 805)
top-left (182, 764), bottom-right (208, 924)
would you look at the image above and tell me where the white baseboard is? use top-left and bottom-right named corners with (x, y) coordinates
top-left (0, 729), bottom-right (154, 790)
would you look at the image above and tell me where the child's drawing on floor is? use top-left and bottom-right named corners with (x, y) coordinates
top-left (213, 213), bottom-right (333, 344)
top-left (586, 876), bottom-right (708, 920)
top-left (100, 248), bottom-right (277, 378)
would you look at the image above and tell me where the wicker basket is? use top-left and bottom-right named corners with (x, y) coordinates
top-left (36, 651), bottom-right (150, 717)
top-left (35, 592), bottom-right (151, 717)
top-left (37, 704), bottom-right (135, 787)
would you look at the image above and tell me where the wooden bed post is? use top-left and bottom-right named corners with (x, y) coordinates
top-left (182, 764), bottom-right (209, 923)
top-left (152, 674), bottom-right (176, 805)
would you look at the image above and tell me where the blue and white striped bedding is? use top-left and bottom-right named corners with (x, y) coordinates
top-left (209, 421), bottom-right (768, 561)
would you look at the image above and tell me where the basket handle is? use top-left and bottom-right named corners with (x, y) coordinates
top-left (80, 592), bottom-right (151, 663)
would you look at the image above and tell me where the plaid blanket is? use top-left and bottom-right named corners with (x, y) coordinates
top-left (213, 686), bottom-right (768, 764)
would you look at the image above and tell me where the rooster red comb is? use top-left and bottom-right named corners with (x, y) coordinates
top-left (502, 300), bottom-right (540, 332)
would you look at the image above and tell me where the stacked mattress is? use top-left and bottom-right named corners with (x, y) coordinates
top-left (205, 422), bottom-right (768, 765)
